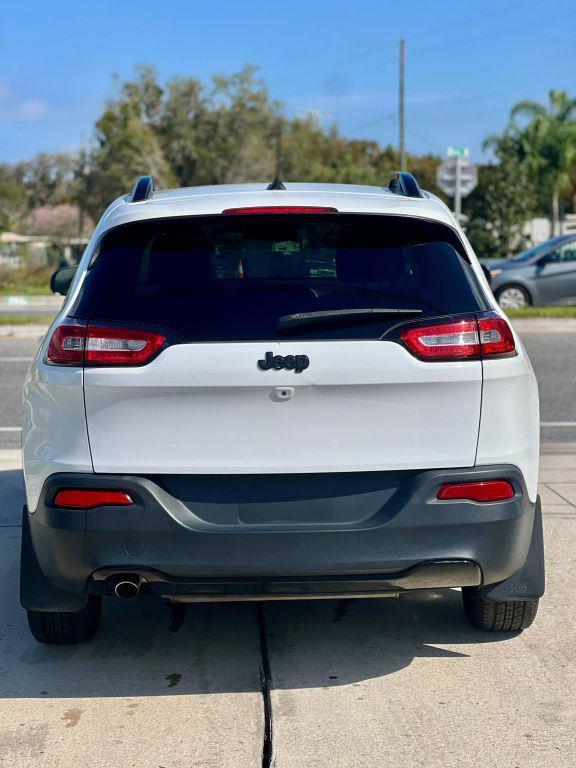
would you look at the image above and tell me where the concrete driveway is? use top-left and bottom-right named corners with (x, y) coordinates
top-left (0, 450), bottom-right (575, 767)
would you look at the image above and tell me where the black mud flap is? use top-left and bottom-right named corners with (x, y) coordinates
top-left (479, 496), bottom-right (545, 601)
top-left (20, 507), bottom-right (88, 612)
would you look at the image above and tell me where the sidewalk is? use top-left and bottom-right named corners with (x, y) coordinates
top-left (0, 295), bottom-right (63, 308)
top-left (539, 450), bottom-right (576, 506)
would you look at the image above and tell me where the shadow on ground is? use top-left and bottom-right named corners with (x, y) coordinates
top-left (0, 469), bottom-right (516, 700)
top-left (0, 469), bottom-right (24, 526)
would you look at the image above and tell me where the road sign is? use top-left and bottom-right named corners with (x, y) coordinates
top-left (436, 158), bottom-right (478, 197)
top-left (447, 146), bottom-right (469, 159)
top-left (436, 156), bottom-right (478, 222)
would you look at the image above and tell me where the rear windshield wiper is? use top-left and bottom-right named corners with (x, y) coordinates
top-left (276, 307), bottom-right (422, 331)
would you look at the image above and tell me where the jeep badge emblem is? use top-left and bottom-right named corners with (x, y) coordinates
top-left (257, 352), bottom-right (310, 374)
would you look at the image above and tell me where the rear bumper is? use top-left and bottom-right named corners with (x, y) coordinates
top-left (26, 465), bottom-right (537, 602)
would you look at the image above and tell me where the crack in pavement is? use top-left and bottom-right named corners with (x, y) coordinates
top-left (257, 603), bottom-right (273, 768)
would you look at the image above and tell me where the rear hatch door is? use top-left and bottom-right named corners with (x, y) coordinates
top-left (78, 211), bottom-right (486, 473)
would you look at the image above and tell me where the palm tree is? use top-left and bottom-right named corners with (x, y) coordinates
top-left (508, 90), bottom-right (576, 236)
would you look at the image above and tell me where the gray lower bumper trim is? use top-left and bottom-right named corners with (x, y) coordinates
top-left (90, 559), bottom-right (482, 600)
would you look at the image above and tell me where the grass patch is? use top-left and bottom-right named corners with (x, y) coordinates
top-left (0, 286), bottom-right (52, 296)
top-left (0, 314), bottom-right (54, 325)
top-left (0, 267), bottom-right (54, 295)
top-left (505, 306), bottom-right (576, 319)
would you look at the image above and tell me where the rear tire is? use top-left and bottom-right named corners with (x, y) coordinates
top-left (495, 284), bottom-right (531, 309)
top-left (27, 597), bottom-right (102, 644)
top-left (462, 587), bottom-right (538, 632)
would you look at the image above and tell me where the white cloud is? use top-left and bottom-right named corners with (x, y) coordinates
top-left (12, 98), bottom-right (48, 121)
top-left (0, 84), bottom-right (49, 123)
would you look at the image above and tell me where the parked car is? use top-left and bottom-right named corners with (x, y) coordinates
top-left (487, 234), bottom-right (576, 308)
top-left (21, 173), bottom-right (544, 644)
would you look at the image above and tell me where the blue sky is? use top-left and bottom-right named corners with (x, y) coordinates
top-left (1, 0), bottom-right (575, 164)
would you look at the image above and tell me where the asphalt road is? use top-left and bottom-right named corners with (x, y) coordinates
top-left (0, 296), bottom-right (63, 316)
top-left (1, 329), bottom-right (575, 449)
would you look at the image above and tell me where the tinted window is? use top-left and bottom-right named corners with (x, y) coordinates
top-left (512, 236), bottom-right (570, 263)
top-left (72, 214), bottom-right (488, 341)
top-left (559, 241), bottom-right (576, 262)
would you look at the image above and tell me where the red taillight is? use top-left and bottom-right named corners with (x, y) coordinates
top-left (85, 325), bottom-right (166, 365)
top-left (477, 315), bottom-right (515, 356)
top-left (401, 319), bottom-right (480, 360)
top-left (400, 313), bottom-right (515, 361)
top-left (46, 319), bottom-right (87, 365)
top-left (46, 321), bottom-right (166, 366)
top-left (437, 480), bottom-right (515, 502)
top-left (54, 489), bottom-right (133, 509)
top-left (221, 206), bottom-right (338, 215)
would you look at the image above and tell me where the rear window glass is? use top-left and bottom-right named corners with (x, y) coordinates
top-left (72, 214), bottom-right (488, 341)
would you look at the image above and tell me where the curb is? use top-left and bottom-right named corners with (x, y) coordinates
top-left (510, 318), bottom-right (576, 333)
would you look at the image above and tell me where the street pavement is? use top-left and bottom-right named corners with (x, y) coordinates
top-left (0, 324), bottom-right (575, 766)
top-left (0, 295), bottom-right (63, 317)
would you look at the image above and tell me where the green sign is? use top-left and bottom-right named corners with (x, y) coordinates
top-left (447, 147), bottom-right (469, 158)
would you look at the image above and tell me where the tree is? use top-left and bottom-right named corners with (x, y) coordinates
top-left (0, 65), bottom-right (488, 229)
top-left (465, 137), bottom-right (536, 260)
top-left (190, 66), bottom-right (280, 184)
top-left (0, 170), bottom-right (28, 232)
top-left (16, 153), bottom-right (78, 208)
top-left (83, 100), bottom-right (173, 220)
top-left (21, 204), bottom-right (94, 238)
top-left (506, 90), bottom-right (576, 235)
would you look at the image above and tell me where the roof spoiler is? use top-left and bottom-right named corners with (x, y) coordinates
top-left (131, 175), bottom-right (155, 203)
top-left (388, 171), bottom-right (423, 199)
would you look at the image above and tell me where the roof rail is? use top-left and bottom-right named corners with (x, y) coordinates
top-left (267, 176), bottom-right (286, 191)
top-left (131, 175), bottom-right (155, 203)
top-left (388, 171), bottom-right (423, 199)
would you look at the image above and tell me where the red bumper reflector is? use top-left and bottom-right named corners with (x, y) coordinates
top-left (221, 206), bottom-right (338, 215)
top-left (437, 480), bottom-right (515, 502)
top-left (54, 490), bottom-right (133, 509)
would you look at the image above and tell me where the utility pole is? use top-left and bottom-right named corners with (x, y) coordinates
top-left (454, 154), bottom-right (462, 223)
top-left (399, 38), bottom-right (406, 171)
top-left (275, 120), bottom-right (283, 180)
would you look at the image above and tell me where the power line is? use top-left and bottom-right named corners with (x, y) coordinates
top-left (286, 0), bottom-right (539, 84)
top-left (410, 8), bottom-right (576, 55)
top-left (280, 0), bottom-right (569, 108)
top-left (405, 127), bottom-right (444, 156)
top-left (347, 113), bottom-right (396, 134)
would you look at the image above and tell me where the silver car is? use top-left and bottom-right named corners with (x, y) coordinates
top-left (487, 235), bottom-right (576, 308)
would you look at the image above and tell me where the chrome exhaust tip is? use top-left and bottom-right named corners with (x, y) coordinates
top-left (114, 580), bottom-right (140, 599)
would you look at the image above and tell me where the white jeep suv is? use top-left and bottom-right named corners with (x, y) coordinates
top-left (21, 173), bottom-right (544, 643)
